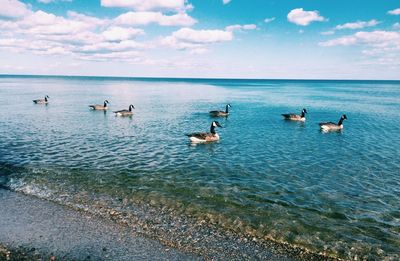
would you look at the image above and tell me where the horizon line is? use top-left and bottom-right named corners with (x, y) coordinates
top-left (1, 74), bottom-right (400, 82)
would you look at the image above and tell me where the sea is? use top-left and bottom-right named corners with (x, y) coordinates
top-left (0, 75), bottom-right (399, 260)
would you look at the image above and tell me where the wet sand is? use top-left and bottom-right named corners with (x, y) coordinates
top-left (0, 188), bottom-right (337, 260)
top-left (0, 189), bottom-right (200, 261)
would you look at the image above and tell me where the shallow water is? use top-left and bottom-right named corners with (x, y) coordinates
top-left (1, 76), bottom-right (399, 259)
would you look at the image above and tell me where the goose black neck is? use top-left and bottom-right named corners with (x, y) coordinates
top-left (104, 102), bottom-right (107, 107)
top-left (210, 125), bottom-right (216, 134)
top-left (301, 111), bottom-right (305, 117)
top-left (129, 106), bottom-right (132, 112)
top-left (45, 97), bottom-right (48, 102)
top-left (225, 105), bottom-right (229, 113)
top-left (338, 117), bottom-right (344, 126)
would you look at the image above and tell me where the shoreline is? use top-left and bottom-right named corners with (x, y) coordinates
top-left (0, 188), bottom-right (337, 261)
top-left (0, 189), bottom-right (200, 261)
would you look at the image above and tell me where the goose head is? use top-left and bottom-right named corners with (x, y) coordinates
top-left (45, 95), bottom-right (50, 99)
top-left (337, 114), bottom-right (347, 126)
top-left (129, 104), bottom-right (135, 111)
top-left (210, 121), bottom-right (222, 134)
top-left (302, 108), bottom-right (307, 114)
top-left (225, 104), bottom-right (231, 113)
top-left (104, 100), bottom-right (109, 104)
top-left (212, 121), bottom-right (222, 128)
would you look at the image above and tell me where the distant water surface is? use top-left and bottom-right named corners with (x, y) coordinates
top-left (0, 76), bottom-right (399, 259)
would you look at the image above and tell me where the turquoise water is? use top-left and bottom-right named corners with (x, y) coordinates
top-left (0, 76), bottom-right (399, 259)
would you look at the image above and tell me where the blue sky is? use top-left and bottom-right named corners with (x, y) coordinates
top-left (0, 0), bottom-right (399, 79)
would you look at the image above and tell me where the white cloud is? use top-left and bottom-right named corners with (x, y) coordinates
top-left (189, 48), bottom-right (208, 54)
top-left (287, 8), bottom-right (326, 26)
top-left (18, 11), bottom-right (101, 35)
top-left (243, 24), bottom-right (256, 30)
top-left (321, 30), bottom-right (335, 35)
top-left (0, 37), bottom-right (71, 56)
top-left (160, 27), bottom-right (234, 54)
top-left (0, 10), bottom-right (103, 37)
top-left (172, 28), bottom-right (233, 43)
top-left (0, 64), bottom-right (26, 71)
top-left (335, 19), bottom-right (380, 30)
top-left (38, 32), bottom-right (102, 46)
top-left (102, 26), bottom-right (144, 41)
top-left (160, 24), bottom-right (257, 54)
top-left (77, 40), bottom-right (147, 53)
top-left (26, 10), bottom-right (59, 25)
top-left (225, 24), bottom-right (257, 32)
top-left (0, 7), bottom-right (151, 63)
top-left (319, 36), bottom-right (357, 47)
top-left (222, 0), bottom-right (231, 4)
top-left (0, 0), bottom-right (32, 18)
top-left (67, 11), bottom-right (107, 27)
top-left (101, 0), bottom-right (188, 11)
top-left (320, 30), bottom-right (400, 67)
top-left (114, 11), bottom-right (196, 27)
top-left (161, 35), bottom-right (202, 50)
top-left (319, 30), bottom-right (400, 47)
top-left (0, 38), bottom-right (25, 48)
top-left (37, 0), bottom-right (72, 3)
top-left (78, 51), bottom-right (144, 63)
top-left (264, 17), bottom-right (275, 23)
top-left (388, 8), bottom-right (400, 15)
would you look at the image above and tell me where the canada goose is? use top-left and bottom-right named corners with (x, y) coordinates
top-left (187, 121), bottom-right (222, 143)
top-left (319, 114), bottom-right (347, 131)
top-left (282, 108), bottom-right (307, 122)
top-left (89, 100), bottom-right (109, 110)
top-left (113, 105), bottom-right (135, 116)
top-left (209, 104), bottom-right (231, 117)
top-left (33, 95), bottom-right (49, 104)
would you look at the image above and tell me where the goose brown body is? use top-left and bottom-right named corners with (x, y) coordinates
top-left (33, 95), bottom-right (49, 104)
top-left (187, 121), bottom-right (222, 143)
top-left (89, 100), bottom-right (109, 110)
top-left (319, 114), bottom-right (347, 131)
top-left (209, 104), bottom-right (231, 117)
top-left (114, 105), bottom-right (135, 116)
top-left (282, 108), bottom-right (307, 121)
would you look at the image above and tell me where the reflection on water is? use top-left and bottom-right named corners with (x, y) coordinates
top-left (0, 76), bottom-right (399, 259)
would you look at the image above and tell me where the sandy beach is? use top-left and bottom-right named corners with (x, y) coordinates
top-left (0, 188), bottom-right (339, 261)
top-left (0, 188), bottom-right (201, 261)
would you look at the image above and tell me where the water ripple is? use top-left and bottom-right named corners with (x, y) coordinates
top-left (1, 77), bottom-right (399, 259)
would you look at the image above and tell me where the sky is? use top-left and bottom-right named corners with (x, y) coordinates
top-left (0, 0), bottom-right (399, 79)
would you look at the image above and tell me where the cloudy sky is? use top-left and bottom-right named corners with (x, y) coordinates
top-left (0, 0), bottom-right (399, 79)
